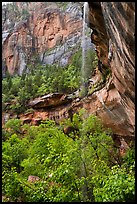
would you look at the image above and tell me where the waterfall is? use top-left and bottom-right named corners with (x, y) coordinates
top-left (81, 2), bottom-right (89, 97)
top-left (80, 3), bottom-right (90, 202)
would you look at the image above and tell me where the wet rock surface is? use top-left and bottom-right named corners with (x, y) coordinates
top-left (86, 2), bottom-right (135, 141)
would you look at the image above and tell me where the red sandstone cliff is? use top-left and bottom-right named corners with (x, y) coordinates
top-left (87, 2), bottom-right (135, 140)
top-left (2, 2), bottom-right (83, 75)
top-left (2, 2), bottom-right (135, 146)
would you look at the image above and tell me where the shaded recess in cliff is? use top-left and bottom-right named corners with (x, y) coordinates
top-left (86, 2), bottom-right (135, 141)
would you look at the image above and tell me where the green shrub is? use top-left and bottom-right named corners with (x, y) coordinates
top-left (2, 110), bottom-right (135, 202)
top-left (93, 164), bottom-right (135, 202)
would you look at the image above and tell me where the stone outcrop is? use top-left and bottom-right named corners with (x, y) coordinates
top-left (27, 93), bottom-right (72, 109)
top-left (28, 175), bottom-right (40, 183)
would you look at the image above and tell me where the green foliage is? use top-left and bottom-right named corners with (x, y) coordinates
top-left (2, 62), bottom-right (81, 114)
top-left (70, 47), bottom-right (82, 69)
top-left (93, 164), bottom-right (135, 202)
top-left (2, 110), bottom-right (135, 202)
top-left (56, 2), bottom-right (69, 11)
top-left (122, 147), bottom-right (135, 168)
top-left (79, 85), bottom-right (88, 98)
top-left (83, 49), bottom-right (98, 81)
top-left (5, 119), bottom-right (22, 135)
top-left (21, 8), bottom-right (30, 20)
top-left (71, 48), bottom-right (98, 82)
top-left (2, 133), bottom-right (29, 172)
top-left (2, 167), bottom-right (23, 201)
top-left (2, 48), bottom-right (98, 114)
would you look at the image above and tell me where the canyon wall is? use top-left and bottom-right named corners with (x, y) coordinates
top-left (21, 2), bottom-right (135, 143)
top-left (2, 2), bottom-right (135, 146)
top-left (2, 2), bottom-right (93, 75)
top-left (86, 2), bottom-right (135, 142)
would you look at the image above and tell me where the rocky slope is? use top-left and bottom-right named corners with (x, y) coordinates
top-left (2, 2), bottom-right (135, 148)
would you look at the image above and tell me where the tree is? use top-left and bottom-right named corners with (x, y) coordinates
top-left (2, 110), bottom-right (135, 202)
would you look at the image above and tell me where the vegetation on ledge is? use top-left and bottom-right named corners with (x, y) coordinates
top-left (2, 49), bottom-right (97, 114)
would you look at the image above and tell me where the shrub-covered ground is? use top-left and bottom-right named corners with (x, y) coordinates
top-left (2, 109), bottom-right (135, 202)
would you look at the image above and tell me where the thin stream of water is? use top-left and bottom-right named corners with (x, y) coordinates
top-left (80, 2), bottom-right (90, 202)
top-left (81, 3), bottom-right (123, 123)
top-left (80, 4), bottom-right (124, 201)
top-left (81, 2), bottom-right (89, 97)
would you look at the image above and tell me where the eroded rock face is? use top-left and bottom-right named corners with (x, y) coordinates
top-left (27, 93), bottom-right (72, 109)
top-left (2, 2), bottom-right (135, 147)
top-left (20, 2), bottom-right (135, 143)
top-left (19, 104), bottom-right (72, 126)
top-left (2, 2), bottom-right (89, 75)
top-left (87, 2), bottom-right (135, 140)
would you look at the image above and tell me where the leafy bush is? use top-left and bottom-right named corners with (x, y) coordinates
top-left (93, 164), bottom-right (135, 202)
top-left (2, 110), bottom-right (135, 202)
top-left (2, 167), bottom-right (23, 202)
